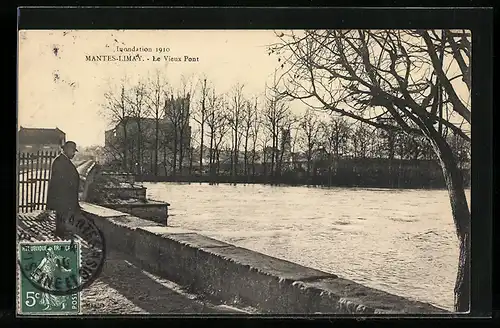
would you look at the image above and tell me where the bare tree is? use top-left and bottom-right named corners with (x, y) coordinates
top-left (350, 122), bottom-right (372, 159)
top-left (144, 71), bottom-right (168, 176)
top-left (125, 81), bottom-right (148, 174)
top-left (276, 115), bottom-right (297, 179)
top-left (158, 125), bottom-right (174, 176)
top-left (378, 126), bottom-right (397, 160)
top-left (205, 89), bottom-right (218, 180)
top-left (323, 115), bottom-right (350, 158)
top-left (193, 77), bottom-right (210, 176)
top-left (177, 77), bottom-right (194, 176)
top-left (205, 91), bottom-right (229, 183)
top-left (259, 124), bottom-right (273, 178)
top-left (188, 128), bottom-right (200, 176)
top-left (164, 79), bottom-right (192, 177)
top-left (271, 29), bottom-right (471, 311)
top-left (102, 135), bottom-right (126, 166)
top-left (249, 99), bottom-right (262, 177)
top-left (215, 115), bottom-right (231, 178)
top-left (100, 83), bottom-right (131, 171)
top-left (241, 98), bottom-right (258, 179)
top-left (164, 90), bottom-right (180, 177)
top-left (297, 109), bottom-right (321, 180)
top-left (319, 115), bottom-right (350, 185)
top-left (145, 71), bottom-right (166, 176)
top-left (262, 74), bottom-right (293, 180)
top-left (228, 83), bottom-right (246, 183)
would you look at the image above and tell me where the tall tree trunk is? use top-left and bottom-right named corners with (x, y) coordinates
top-left (188, 147), bottom-right (193, 176)
top-left (209, 131), bottom-right (214, 184)
top-left (179, 133), bottom-right (184, 177)
top-left (216, 149), bottom-right (221, 176)
top-left (271, 134), bottom-right (276, 179)
top-left (263, 149), bottom-right (267, 178)
top-left (172, 134), bottom-right (178, 177)
top-left (306, 152), bottom-right (312, 180)
top-left (431, 133), bottom-right (470, 312)
top-left (200, 122), bottom-right (204, 176)
top-left (233, 131), bottom-right (239, 185)
top-left (199, 82), bottom-right (206, 178)
top-left (244, 136), bottom-right (249, 181)
top-left (274, 136), bottom-right (280, 183)
top-left (252, 148), bottom-right (256, 178)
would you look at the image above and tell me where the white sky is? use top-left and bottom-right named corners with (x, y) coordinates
top-left (18, 30), bottom-right (286, 147)
top-left (18, 30), bottom-right (470, 148)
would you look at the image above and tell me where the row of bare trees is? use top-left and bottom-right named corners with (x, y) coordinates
top-left (101, 72), bottom-right (469, 182)
top-left (194, 79), bottom-right (468, 182)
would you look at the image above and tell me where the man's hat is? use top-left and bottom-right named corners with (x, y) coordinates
top-left (61, 141), bottom-right (78, 152)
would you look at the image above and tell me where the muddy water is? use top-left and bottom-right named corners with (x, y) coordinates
top-left (145, 182), bottom-right (471, 311)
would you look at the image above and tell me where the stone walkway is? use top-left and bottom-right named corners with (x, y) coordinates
top-left (17, 211), bottom-right (254, 315)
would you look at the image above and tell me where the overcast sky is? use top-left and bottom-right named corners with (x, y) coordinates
top-left (18, 30), bottom-right (287, 147)
top-left (18, 30), bottom-right (470, 148)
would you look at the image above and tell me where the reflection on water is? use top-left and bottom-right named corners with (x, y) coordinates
top-left (145, 182), bottom-right (471, 311)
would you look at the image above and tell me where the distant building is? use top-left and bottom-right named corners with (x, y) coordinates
top-left (18, 127), bottom-right (66, 153)
top-left (104, 116), bottom-right (191, 175)
top-left (103, 94), bottom-right (192, 175)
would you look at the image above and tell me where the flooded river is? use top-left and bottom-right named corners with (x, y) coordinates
top-left (145, 182), bottom-right (471, 311)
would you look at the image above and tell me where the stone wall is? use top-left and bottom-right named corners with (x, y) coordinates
top-left (80, 202), bottom-right (449, 315)
top-left (98, 186), bottom-right (147, 200)
top-left (101, 203), bottom-right (168, 226)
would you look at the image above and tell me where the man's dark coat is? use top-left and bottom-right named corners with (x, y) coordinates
top-left (46, 153), bottom-right (80, 212)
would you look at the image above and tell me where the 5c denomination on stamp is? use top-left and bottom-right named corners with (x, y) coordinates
top-left (18, 241), bottom-right (82, 315)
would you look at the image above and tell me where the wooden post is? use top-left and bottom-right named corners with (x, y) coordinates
top-left (35, 151), bottom-right (41, 210)
top-left (47, 151), bottom-right (53, 183)
top-left (40, 151), bottom-right (49, 210)
top-left (20, 153), bottom-right (25, 213)
top-left (28, 153), bottom-right (34, 212)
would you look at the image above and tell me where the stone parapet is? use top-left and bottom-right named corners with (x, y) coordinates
top-left (80, 202), bottom-right (449, 315)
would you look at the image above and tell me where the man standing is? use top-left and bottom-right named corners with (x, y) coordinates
top-left (46, 141), bottom-right (80, 237)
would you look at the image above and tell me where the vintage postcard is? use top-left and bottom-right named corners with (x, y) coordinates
top-left (17, 29), bottom-right (471, 316)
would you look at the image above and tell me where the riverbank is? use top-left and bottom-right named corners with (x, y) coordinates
top-left (144, 182), bottom-right (469, 310)
top-left (135, 175), bottom-right (460, 190)
top-left (140, 178), bottom-right (455, 191)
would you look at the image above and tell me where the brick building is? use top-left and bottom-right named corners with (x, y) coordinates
top-left (18, 127), bottom-right (66, 153)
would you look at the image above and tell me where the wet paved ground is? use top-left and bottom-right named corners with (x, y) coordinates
top-left (17, 211), bottom-right (254, 315)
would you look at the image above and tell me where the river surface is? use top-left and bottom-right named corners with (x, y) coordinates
top-left (144, 182), bottom-right (471, 311)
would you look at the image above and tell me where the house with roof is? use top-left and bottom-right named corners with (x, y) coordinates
top-left (104, 116), bottom-right (192, 175)
top-left (18, 127), bottom-right (66, 153)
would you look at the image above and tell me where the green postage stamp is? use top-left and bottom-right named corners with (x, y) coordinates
top-left (17, 241), bottom-right (82, 315)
